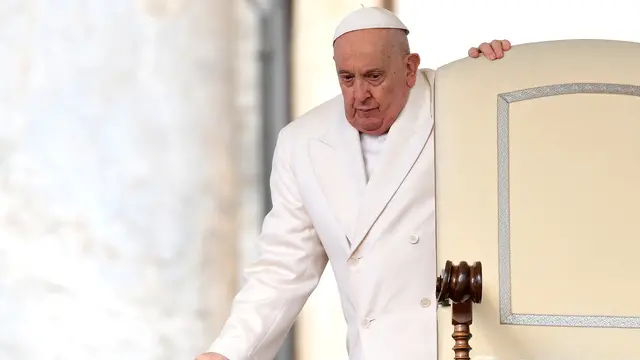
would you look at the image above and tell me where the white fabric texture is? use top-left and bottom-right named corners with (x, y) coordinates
top-left (360, 132), bottom-right (388, 182)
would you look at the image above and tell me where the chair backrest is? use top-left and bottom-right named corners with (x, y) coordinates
top-left (434, 39), bottom-right (640, 360)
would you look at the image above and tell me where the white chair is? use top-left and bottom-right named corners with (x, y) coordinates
top-left (434, 39), bottom-right (640, 360)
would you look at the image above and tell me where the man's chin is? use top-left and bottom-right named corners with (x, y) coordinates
top-left (357, 116), bottom-right (382, 127)
top-left (361, 129), bottom-right (388, 136)
top-left (359, 122), bottom-right (389, 136)
top-left (347, 116), bottom-right (388, 134)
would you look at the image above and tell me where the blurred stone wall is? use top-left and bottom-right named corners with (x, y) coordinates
top-left (0, 1), bottom-right (261, 359)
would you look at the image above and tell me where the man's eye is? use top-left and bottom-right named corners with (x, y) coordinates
top-left (369, 74), bottom-right (381, 80)
top-left (341, 75), bottom-right (354, 81)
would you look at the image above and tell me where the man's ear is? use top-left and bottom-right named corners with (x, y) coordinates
top-left (406, 53), bottom-right (421, 87)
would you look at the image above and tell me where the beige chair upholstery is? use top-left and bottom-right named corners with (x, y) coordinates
top-left (434, 39), bottom-right (640, 360)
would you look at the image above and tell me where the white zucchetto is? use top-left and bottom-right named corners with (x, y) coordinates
top-left (333, 6), bottom-right (409, 44)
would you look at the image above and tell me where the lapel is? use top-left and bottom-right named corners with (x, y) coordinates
top-left (350, 71), bottom-right (435, 254)
top-left (308, 106), bottom-right (368, 245)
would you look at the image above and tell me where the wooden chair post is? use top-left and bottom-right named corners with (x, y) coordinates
top-left (436, 260), bottom-right (483, 360)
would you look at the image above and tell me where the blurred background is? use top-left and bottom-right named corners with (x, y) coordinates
top-left (0, 0), bottom-right (638, 359)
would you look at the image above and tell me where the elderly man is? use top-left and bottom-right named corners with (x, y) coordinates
top-left (198, 7), bottom-right (511, 360)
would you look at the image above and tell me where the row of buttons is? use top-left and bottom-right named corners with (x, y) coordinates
top-left (360, 298), bottom-right (432, 329)
top-left (352, 233), bottom-right (426, 330)
top-left (349, 233), bottom-right (421, 266)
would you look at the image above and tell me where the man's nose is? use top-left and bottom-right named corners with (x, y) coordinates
top-left (354, 80), bottom-right (370, 102)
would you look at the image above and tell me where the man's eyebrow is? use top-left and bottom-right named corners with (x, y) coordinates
top-left (363, 68), bottom-right (384, 75)
top-left (338, 68), bottom-right (384, 75)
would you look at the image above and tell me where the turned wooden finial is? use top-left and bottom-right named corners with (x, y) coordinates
top-left (436, 260), bottom-right (483, 360)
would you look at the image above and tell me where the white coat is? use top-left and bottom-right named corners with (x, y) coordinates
top-left (209, 69), bottom-right (438, 360)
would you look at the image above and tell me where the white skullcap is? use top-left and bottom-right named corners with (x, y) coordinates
top-left (332, 6), bottom-right (409, 44)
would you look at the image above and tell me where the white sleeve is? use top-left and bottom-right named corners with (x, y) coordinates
top-left (207, 127), bottom-right (328, 360)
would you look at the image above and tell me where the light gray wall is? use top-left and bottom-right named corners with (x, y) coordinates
top-left (0, 1), bottom-right (262, 359)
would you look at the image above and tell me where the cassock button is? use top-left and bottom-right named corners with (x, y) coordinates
top-left (348, 257), bottom-right (360, 266)
top-left (361, 318), bottom-right (373, 329)
top-left (409, 234), bottom-right (420, 244)
top-left (420, 298), bottom-right (431, 308)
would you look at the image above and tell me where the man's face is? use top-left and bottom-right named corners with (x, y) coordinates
top-left (333, 29), bottom-right (420, 136)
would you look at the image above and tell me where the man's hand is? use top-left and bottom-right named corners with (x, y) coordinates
top-left (468, 40), bottom-right (512, 60)
top-left (195, 353), bottom-right (228, 360)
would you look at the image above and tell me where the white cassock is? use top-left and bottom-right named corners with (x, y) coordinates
top-left (208, 68), bottom-right (438, 360)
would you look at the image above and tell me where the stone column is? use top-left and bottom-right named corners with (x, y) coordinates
top-left (0, 1), bottom-right (252, 359)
